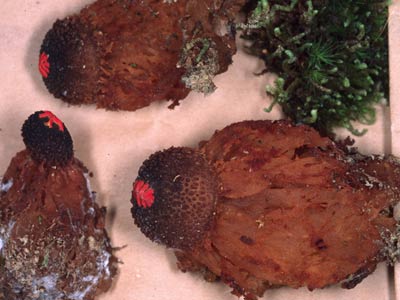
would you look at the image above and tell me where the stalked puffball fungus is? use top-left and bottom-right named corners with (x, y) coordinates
top-left (0, 111), bottom-right (117, 300)
top-left (131, 120), bottom-right (400, 299)
top-left (39, 0), bottom-right (246, 111)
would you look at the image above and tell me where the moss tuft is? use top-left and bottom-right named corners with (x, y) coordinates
top-left (242, 0), bottom-right (389, 136)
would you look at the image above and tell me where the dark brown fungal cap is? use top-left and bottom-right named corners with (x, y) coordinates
top-left (131, 147), bottom-right (218, 250)
top-left (21, 111), bottom-right (73, 166)
top-left (40, 17), bottom-right (97, 104)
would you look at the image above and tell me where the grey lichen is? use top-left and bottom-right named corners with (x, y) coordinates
top-left (379, 224), bottom-right (400, 265)
top-left (177, 38), bottom-right (220, 94)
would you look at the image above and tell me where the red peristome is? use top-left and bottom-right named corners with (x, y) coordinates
top-left (39, 52), bottom-right (50, 78)
top-left (39, 111), bottom-right (65, 132)
top-left (133, 180), bottom-right (155, 208)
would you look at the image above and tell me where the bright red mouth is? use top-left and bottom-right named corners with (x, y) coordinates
top-left (39, 52), bottom-right (50, 78)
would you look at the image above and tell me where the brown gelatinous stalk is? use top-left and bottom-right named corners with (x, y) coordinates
top-left (39, 0), bottom-right (245, 111)
top-left (131, 120), bottom-right (400, 299)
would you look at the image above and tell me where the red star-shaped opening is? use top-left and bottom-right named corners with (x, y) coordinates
top-left (133, 180), bottom-right (155, 208)
top-left (39, 111), bottom-right (65, 132)
top-left (39, 52), bottom-right (50, 78)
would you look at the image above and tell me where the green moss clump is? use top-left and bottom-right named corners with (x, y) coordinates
top-left (242, 0), bottom-right (389, 136)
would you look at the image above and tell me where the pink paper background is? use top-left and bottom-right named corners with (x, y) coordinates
top-left (0, 1), bottom-right (397, 299)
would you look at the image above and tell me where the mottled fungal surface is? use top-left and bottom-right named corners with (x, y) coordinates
top-left (131, 120), bottom-right (400, 299)
top-left (40, 0), bottom-right (245, 111)
top-left (0, 112), bottom-right (117, 300)
top-left (131, 147), bottom-right (218, 250)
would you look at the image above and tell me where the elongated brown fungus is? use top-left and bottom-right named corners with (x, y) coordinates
top-left (39, 0), bottom-right (245, 111)
top-left (0, 111), bottom-right (117, 300)
top-left (131, 120), bottom-right (400, 299)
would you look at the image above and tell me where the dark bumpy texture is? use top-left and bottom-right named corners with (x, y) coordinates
top-left (131, 147), bottom-right (218, 250)
top-left (40, 0), bottom-right (245, 111)
top-left (40, 18), bottom-right (98, 105)
top-left (21, 111), bottom-right (73, 166)
top-left (132, 120), bottom-right (400, 299)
